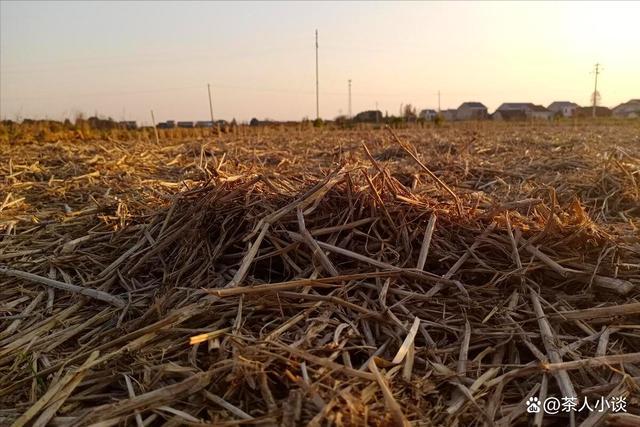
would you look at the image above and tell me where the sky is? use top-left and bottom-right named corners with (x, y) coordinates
top-left (1, 1), bottom-right (639, 123)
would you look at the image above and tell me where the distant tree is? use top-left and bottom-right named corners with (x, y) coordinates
top-left (250, 118), bottom-right (260, 126)
top-left (403, 104), bottom-right (417, 121)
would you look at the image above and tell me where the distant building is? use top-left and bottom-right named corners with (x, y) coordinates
top-left (530, 105), bottom-right (553, 120)
top-left (492, 110), bottom-right (527, 121)
top-left (353, 110), bottom-right (383, 123)
top-left (119, 121), bottom-right (137, 130)
top-left (547, 101), bottom-right (579, 118)
top-left (495, 103), bottom-right (551, 120)
top-left (419, 109), bottom-right (437, 121)
top-left (86, 116), bottom-right (118, 130)
top-left (195, 121), bottom-right (214, 127)
top-left (575, 106), bottom-right (612, 118)
top-left (157, 120), bottom-right (175, 129)
top-left (612, 99), bottom-right (640, 118)
top-left (177, 121), bottom-right (194, 128)
top-left (456, 102), bottom-right (488, 120)
top-left (441, 109), bottom-right (457, 121)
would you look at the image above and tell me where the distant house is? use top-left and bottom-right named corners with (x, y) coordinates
top-left (353, 110), bottom-right (383, 123)
top-left (530, 105), bottom-right (553, 120)
top-left (612, 99), bottom-right (640, 118)
top-left (419, 109), bottom-right (437, 121)
top-left (441, 109), bottom-right (457, 121)
top-left (548, 101), bottom-right (578, 118)
top-left (177, 121), bottom-right (194, 128)
top-left (456, 102), bottom-right (488, 120)
top-left (492, 110), bottom-right (527, 121)
top-left (495, 103), bottom-right (551, 120)
top-left (198, 119), bottom-right (228, 128)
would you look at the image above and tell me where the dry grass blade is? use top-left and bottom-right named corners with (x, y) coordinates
top-left (367, 359), bottom-right (410, 426)
top-left (0, 268), bottom-right (125, 308)
top-left (391, 316), bottom-right (421, 364)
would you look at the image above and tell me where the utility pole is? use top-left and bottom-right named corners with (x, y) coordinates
top-left (348, 79), bottom-right (352, 119)
top-left (207, 83), bottom-right (215, 125)
top-left (375, 101), bottom-right (379, 123)
top-left (150, 110), bottom-right (159, 145)
top-left (315, 29), bottom-right (319, 120)
top-left (438, 90), bottom-right (441, 112)
top-left (592, 63), bottom-right (601, 119)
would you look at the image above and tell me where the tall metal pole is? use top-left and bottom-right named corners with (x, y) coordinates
top-left (592, 63), bottom-right (600, 119)
top-left (150, 110), bottom-right (159, 145)
top-left (348, 79), bottom-right (352, 119)
top-left (207, 83), bottom-right (215, 135)
top-left (207, 83), bottom-right (215, 124)
top-left (315, 30), bottom-right (319, 120)
top-left (438, 90), bottom-right (441, 112)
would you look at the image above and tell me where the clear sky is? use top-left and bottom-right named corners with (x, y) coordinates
top-left (1, 1), bottom-right (639, 123)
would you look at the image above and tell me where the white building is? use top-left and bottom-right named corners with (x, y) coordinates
top-left (419, 109), bottom-right (438, 121)
top-left (495, 103), bottom-right (552, 120)
top-left (456, 102), bottom-right (488, 120)
top-left (547, 101), bottom-right (578, 118)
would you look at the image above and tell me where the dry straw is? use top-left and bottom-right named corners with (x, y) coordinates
top-left (0, 122), bottom-right (639, 425)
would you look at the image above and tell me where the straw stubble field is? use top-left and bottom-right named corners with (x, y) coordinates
top-left (0, 122), bottom-right (639, 426)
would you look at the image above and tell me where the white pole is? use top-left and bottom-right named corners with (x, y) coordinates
top-left (150, 110), bottom-right (160, 145)
top-left (315, 30), bottom-right (319, 120)
top-left (348, 79), bottom-right (352, 119)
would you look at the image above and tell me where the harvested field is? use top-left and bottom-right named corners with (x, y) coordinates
top-left (1, 122), bottom-right (639, 426)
